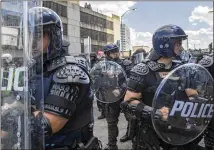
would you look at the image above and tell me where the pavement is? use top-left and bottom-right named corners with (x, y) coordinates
top-left (92, 99), bottom-right (205, 149)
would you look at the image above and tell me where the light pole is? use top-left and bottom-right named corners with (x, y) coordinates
top-left (120, 8), bottom-right (137, 57)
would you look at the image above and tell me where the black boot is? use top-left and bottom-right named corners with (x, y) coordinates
top-left (105, 122), bottom-right (119, 150)
top-left (104, 144), bottom-right (118, 150)
top-left (120, 134), bottom-right (130, 142)
top-left (120, 123), bottom-right (131, 142)
top-left (97, 111), bottom-right (105, 120)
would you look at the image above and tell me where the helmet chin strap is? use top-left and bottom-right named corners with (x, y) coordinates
top-left (157, 58), bottom-right (172, 69)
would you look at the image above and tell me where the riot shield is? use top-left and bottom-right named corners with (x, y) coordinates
top-left (90, 60), bottom-right (127, 103)
top-left (151, 63), bottom-right (213, 145)
top-left (0, 1), bottom-right (44, 149)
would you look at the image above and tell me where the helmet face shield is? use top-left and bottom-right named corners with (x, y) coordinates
top-left (28, 7), bottom-right (63, 60)
top-left (152, 25), bottom-right (188, 58)
top-left (173, 37), bottom-right (188, 57)
top-left (133, 52), bottom-right (145, 64)
top-left (28, 25), bottom-right (43, 59)
top-left (27, 7), bottom-right (44, 60)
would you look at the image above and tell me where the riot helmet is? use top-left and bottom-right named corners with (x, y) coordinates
top-left (103, 43), bottom-right (120, 60)
top-left (150, 25), bottom-right (187, 61)
top-left (28, 7), bottom-right (63, 60)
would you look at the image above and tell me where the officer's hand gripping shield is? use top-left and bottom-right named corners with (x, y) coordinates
top-left (90, 60), bottom-right (127, 103)
top-left (151, 63), bottom-right (213, 145)
top-left (0, 1), bottom-right (44, 149)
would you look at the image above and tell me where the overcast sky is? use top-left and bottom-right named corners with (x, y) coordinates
top-left (80, 1), bottom-right (213, 50)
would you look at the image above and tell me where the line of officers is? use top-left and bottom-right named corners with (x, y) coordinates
top-left (1, 7), bottom-right (213, 150)
top-left (89, 26), bottom-right (214, 150)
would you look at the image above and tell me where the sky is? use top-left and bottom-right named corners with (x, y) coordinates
top-left (80, 1), bottom-right (213, 50)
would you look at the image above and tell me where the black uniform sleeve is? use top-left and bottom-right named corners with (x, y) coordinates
top-left (44, 64), bottom-right (90, 119)
top-left (127, 63), bottom-right (149, 92)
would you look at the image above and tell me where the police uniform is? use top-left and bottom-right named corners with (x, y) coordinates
top-left (121, 25), bottom-right (205, 150)
top-left (41, 56), bottom-right (98, 149)
top-left (98, 43), bottom-right (133, 150)
top-left (1, 7), bottom-right (100, 150)
top-left (99, 56), bottom-right (133, 149)
top-left (199, 54), bottom-right (214, 150)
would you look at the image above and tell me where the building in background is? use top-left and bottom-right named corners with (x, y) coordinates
top-left (43, 1), bottom-right (81, 54)
top-left (80, 3), bottom-right (115, 53)
top-left (121, 24), bottom-right (130, 52)
top-left (112, 14), bottom-right (121, 44)
top-left (1, 1), bottom-right (121, 56)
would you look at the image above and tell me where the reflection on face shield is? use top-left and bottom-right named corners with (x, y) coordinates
top-left (134, 53), bottom-right (144, 64)
top-left (174, 38), bottom-right (187, 57)
top-left (29, 27), bottom-right (43, 58)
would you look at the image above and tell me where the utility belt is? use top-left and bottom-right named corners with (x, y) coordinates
top-left (45, 123), bottom-right (101, 150)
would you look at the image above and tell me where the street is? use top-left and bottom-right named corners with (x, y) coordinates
top-left (93, 100), bottom-right (132, 149)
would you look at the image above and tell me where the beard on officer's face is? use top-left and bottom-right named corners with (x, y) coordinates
top-left (110, 52), bottom-right (120, 59)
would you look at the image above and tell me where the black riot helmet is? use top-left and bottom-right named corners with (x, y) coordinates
top-left (150, 24), bottom-right (187, 61)
top-left (103, 43), bottom-right (119, 54)
top-left (103, 43), bottom-right (120, 60)
top-left (28, 7), bottom-right (63, 60)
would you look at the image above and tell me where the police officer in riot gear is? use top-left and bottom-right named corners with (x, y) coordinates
top-left (198, 53), bottom-right (214, 150)
top-left (131, 48), bottom-right (148, 65)
top-left (121, 24), bottom-right (205, 150)
top-left (1, 7), bottom-right (100, 150)
top-left (101, 43), bottom-right (132, 150)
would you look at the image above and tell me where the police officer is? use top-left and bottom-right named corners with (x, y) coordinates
top-left (198, 53), bottom-right (214, 150)
top-left (101, 43), bottom-right (132, 149)
top-left (120, 24), bottom-right (205, 150)
top-left (131, 48), bottom-right (148, 65)
top-left (90, 52), bottom-right (98, 68)
top-left (1, 7), bottom-right (100, 150)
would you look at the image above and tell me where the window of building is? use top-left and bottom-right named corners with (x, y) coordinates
top-left (3, 14), bottom-right (20, 27)
top-left (43, 1), bottom-right (67, 18)
top-left (63, 23), bottom-right (68, 35)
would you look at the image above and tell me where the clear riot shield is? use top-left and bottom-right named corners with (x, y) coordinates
top-left (151, 63), bottom-right (213, 145)
top-left (0, 1), bottom-right (44, 149)
top-left (90, 60), bottom-right (127, 103)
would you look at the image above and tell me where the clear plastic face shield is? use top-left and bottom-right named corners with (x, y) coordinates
top-left (173, 36), bottom-right (188, 60)
top-left (27, 7), bottom-right (44, 62)
top-left (133, 52), bottom-right (145, 64)
top-left (28, 7), bottom-right (63, 61)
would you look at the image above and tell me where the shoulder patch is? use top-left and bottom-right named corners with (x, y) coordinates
top-left (131, 63), bottom-right (149, 76)
top-left (53, 64), bottom-right (90, 84)
top-left (198, 56), bottom-right (213, 68)
top-left (147, 61), bottom-right (165, 71)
